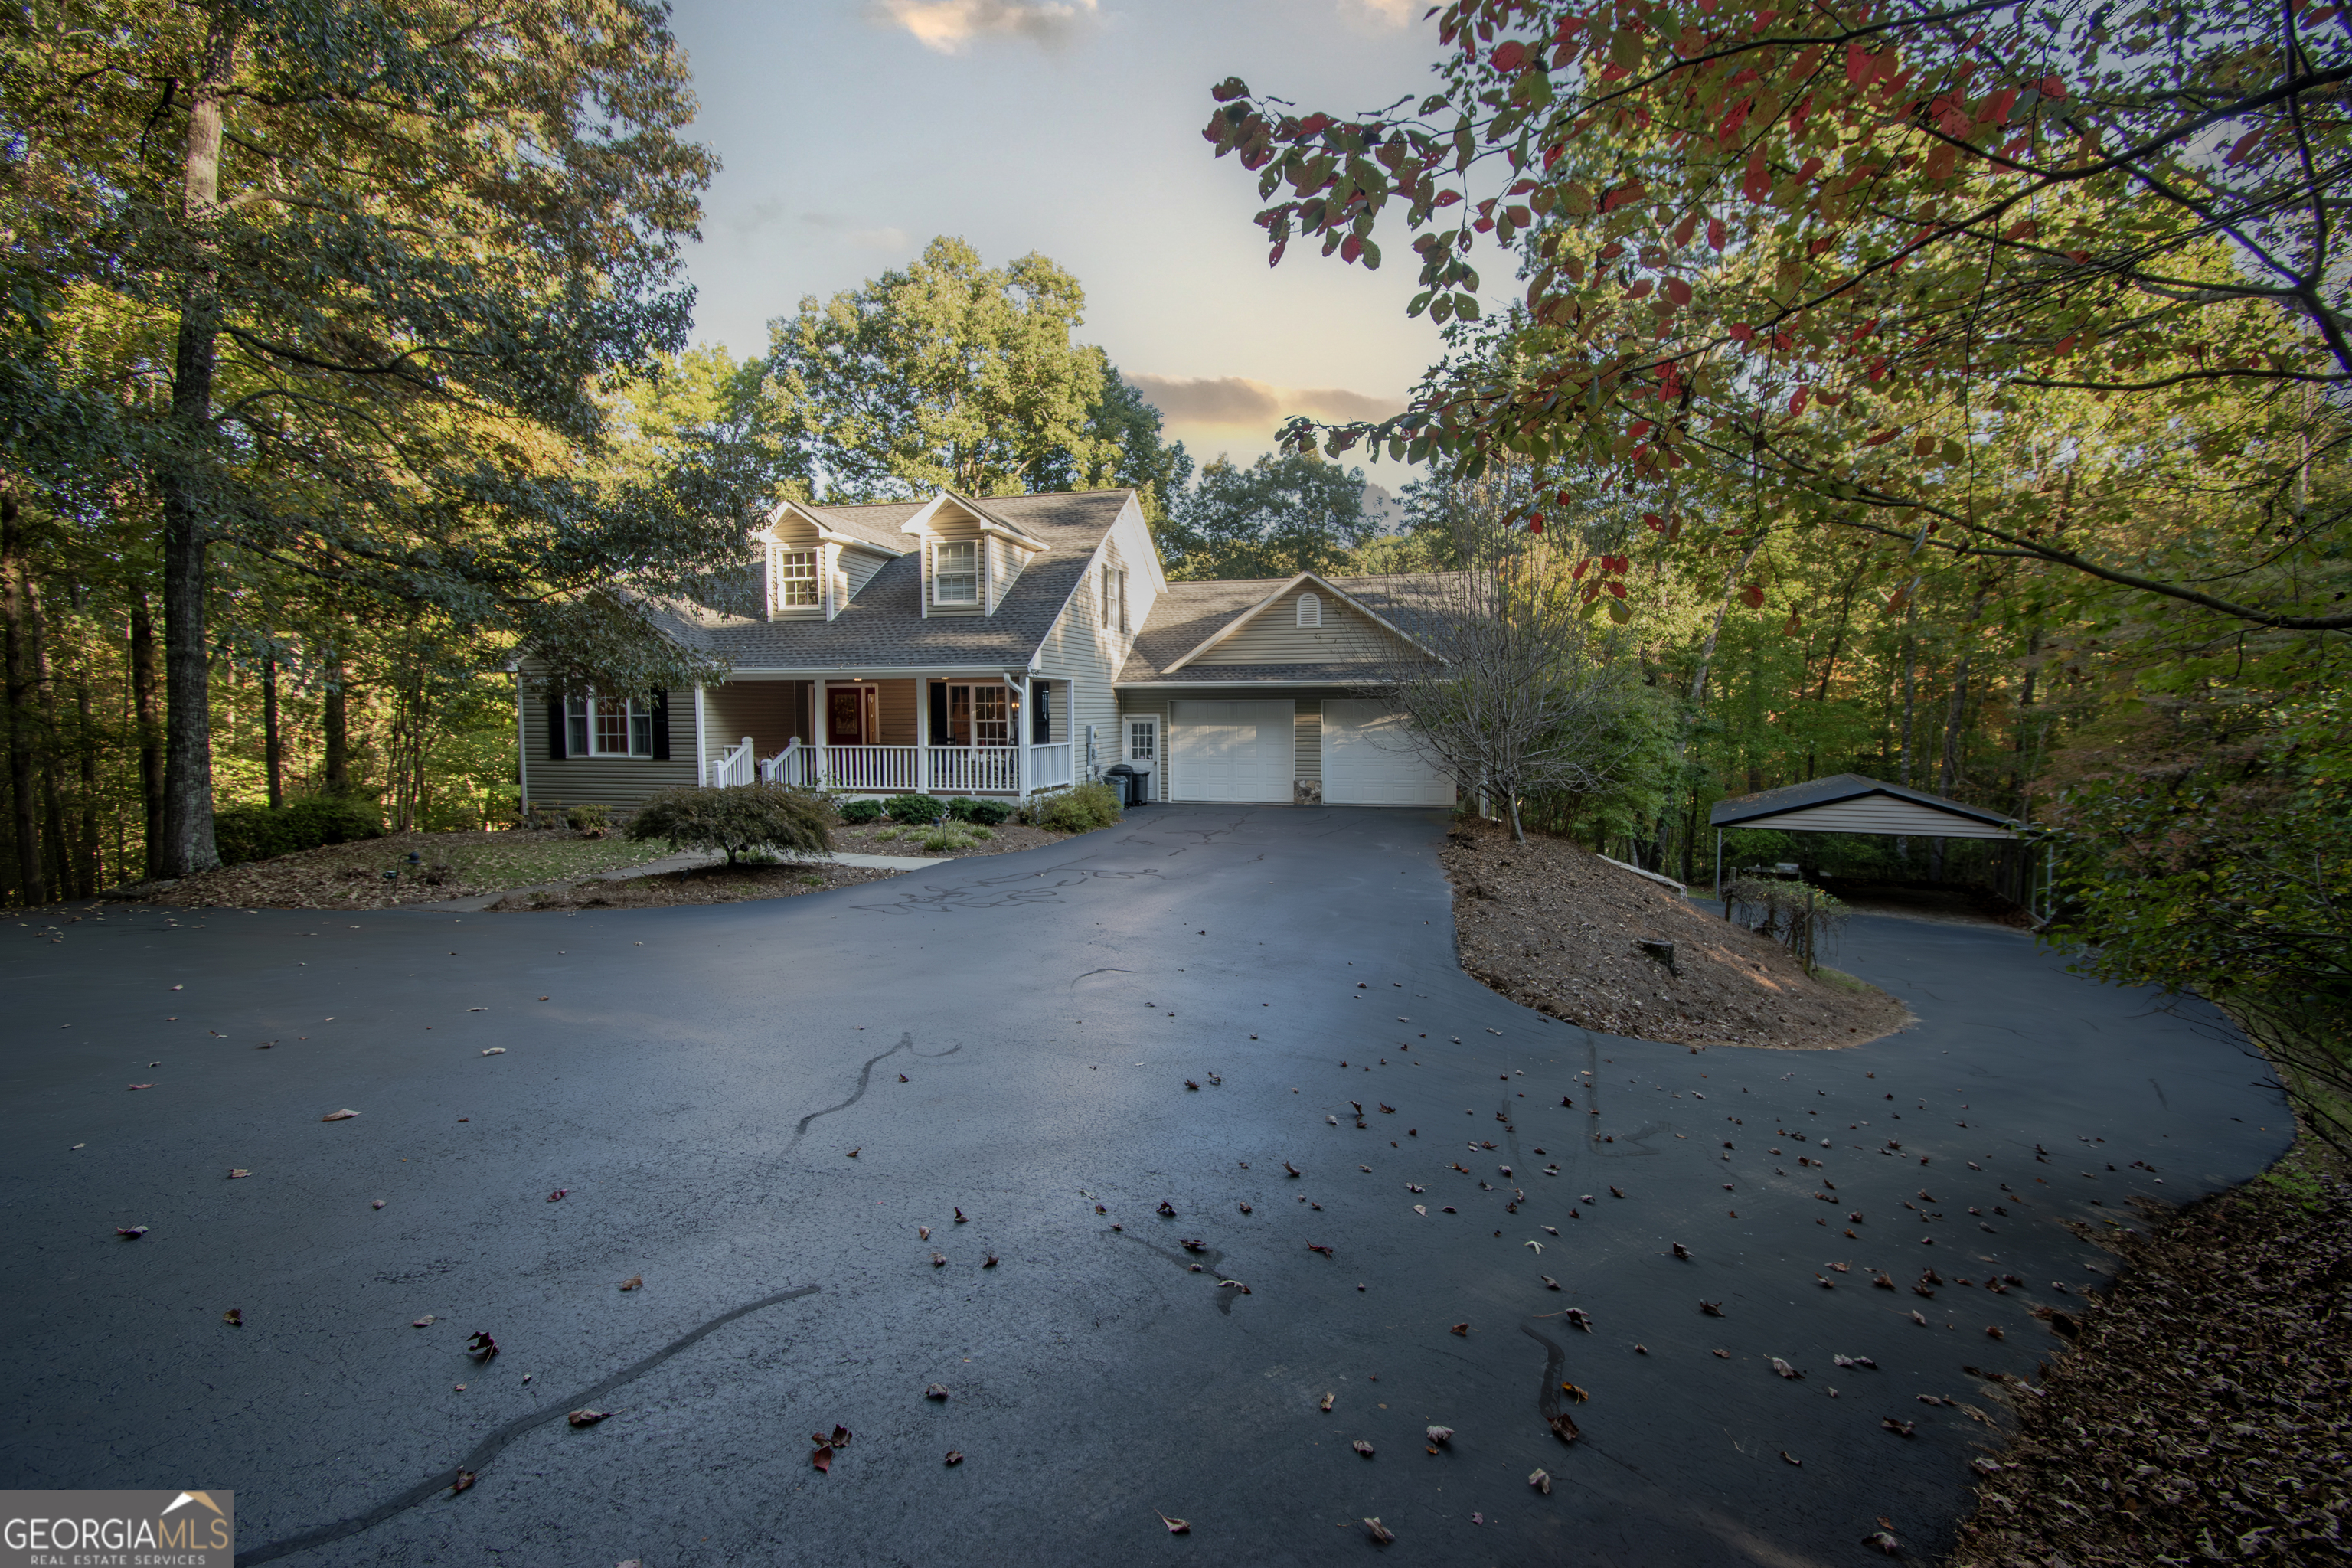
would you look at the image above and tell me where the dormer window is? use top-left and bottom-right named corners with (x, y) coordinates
top-left (1297, 591), bottom-right (1322, 628)
top-left (933, 541), bottom-right (979, 606)
top-left (774, 547), bottom-right (818, 608)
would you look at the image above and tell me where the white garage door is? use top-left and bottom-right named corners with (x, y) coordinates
top-left (1322, 699), bottom-right (1455, 806)
top-left (1171, 701), bottom-right (1293, 802)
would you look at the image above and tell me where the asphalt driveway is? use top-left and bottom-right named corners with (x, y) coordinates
top-left (1, 805), bottom-right (2290, 1566)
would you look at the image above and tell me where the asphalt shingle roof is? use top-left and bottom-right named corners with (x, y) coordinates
top-left (655, 489), bottom-right (1132, 670)
top-left (1116, 572), bottom-right (1456, 684)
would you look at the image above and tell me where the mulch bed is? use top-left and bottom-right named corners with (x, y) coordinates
top-left (487, 860), bottom-right (897, 911)
top-left (1947, 1163), bottom-right (2352, 1566)
top-left (101, 831), bottom-right (639, 910)
top-left (1440, 817), bottom-right (1911, 1050)
top-left (830, 822), bottom-right (1069, 858)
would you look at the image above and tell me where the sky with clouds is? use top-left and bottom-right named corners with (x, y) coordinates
top-left (666, 0), bottom-right (1488, 472)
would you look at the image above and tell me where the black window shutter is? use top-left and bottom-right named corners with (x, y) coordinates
top-left (548, 697), bottom-right (567, 760)
top-left (650, 688), bottom-right (671, 760)
top-left (1031, 681), bottom-right (1051, 743)
top-left (928, 681), bottom-right (949, 742)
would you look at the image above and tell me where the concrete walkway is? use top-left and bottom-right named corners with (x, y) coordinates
top-left (0, 806), bottom-right (2287, 1566)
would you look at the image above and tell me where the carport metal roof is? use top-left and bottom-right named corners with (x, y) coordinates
top-left (1709, 773), bottom-right (2026, 841)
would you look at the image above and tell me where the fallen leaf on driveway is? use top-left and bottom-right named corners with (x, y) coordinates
top-left (547, 1190), bottom-right (567, 1203)
top-left (1307, 1243), bottom-right (1334, 1256)
top-left (1319, 1393), bottom-right (1334, 1412)
top-left (1782, 1449), bottom-right (1803, 1466)
top-left (1413, 1204), bottom-right (1426, 1216)
top-left (449, 1470), bottom-right (475, 1496)
top-left (918, 1226), bottom-right (931, 1240)
top-left (1771, 1357), bottom-right (1803, 1379)
top-left (1609, 1186), bottom-right (1625, 1198)
top-left (413, 1315), bottom-right (436, 1328)
top-left (1426, 1425), bottom-right (1453, 1445)
top-left (222, 1308), bottom-right (243, 1326)
top-left (1540, 1273), bottom-right (1560, 1290)
top-left (845, 1148), bottom-right (859, 1158)
top-left (1529, 1468), bottom-right (1553, 1493)
top-left (1364, 1517), bottom-right (1395, 1544)
top-left (1284, 1162), bottom-right (1301, 1178)
top-left (1155, 1512), bottom-right (1190, 1534)
top-left (321, 1109), bottom-right (360, 1121)
top-left (930, 1252), bottom-right (946, 1267)
top-left (1864, 1530), bottom-right (1901, 1554)
top-left (944, 1450), bottom-right (963, 1465)
top-left (955, 1208), bottom-right (968, 1223)
top-left (925, 1383), bottom-right (949, 1400)
top-left (371, 1199), bottom-right (385, 1209)
top-left (1351, 1439), bottom-right (1375, 1457)
top-left (1882, 1418), bottom-right (1916, 1438)
top-left (466, 1331), bottom-right (499, 1360)
top-left (567, 1409), bottom-right (611, 1427)
top-left (811, 1445), bottom-right (833, 1474)
top-left (116, 1225), bottom-right (147, 1239)
top-left (1450, 1322), bottom-right (1469, 1337)
top-left (1560, 1382), bottom-right (1589, 1403)
top-left (228, 1169), bottom-right (251, 1179)
top-left (480, 1048), bottom-right (505, 1057)
top-left (1547, 1412), bottom-right (1580, 1443)
top-left (1700, 1301), bottom-right (1725, 1317)
top-left (983, 1253), bottom-right (999, 1268)
top-left (619, 1276), bottom-right (642, 1292)
top-left (129, 1083), bottom-right (152, 1091)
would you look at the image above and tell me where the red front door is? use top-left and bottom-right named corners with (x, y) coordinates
top-left (828, 686), bottom-right (866, 745)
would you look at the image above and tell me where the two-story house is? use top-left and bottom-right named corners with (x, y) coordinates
top-left (516, 486), bottom-right (1459, 811)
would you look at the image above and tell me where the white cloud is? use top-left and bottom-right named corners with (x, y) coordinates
top-left (1344, 0), bottom-right (1419, 25)
top-left (792, 212), bottom-right (913, 253)
top-left (1126, 372), bottom-right (1405, 429)
top-left (872, 0), bottom-right (1101, 54)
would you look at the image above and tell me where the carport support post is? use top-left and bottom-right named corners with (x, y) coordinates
top-left (1716, 828), bottom-right (1726, 918)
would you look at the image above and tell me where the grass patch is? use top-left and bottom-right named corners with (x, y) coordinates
top-left (1811, 965), bottom-right (1873, 995)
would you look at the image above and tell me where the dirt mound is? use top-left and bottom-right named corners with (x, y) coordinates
top-left (1440, 818), bottom-right (1909, 1050)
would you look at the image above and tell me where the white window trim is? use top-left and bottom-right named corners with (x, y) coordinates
top-left (566, 691), bottom-right (655, 758)
top-left (1296, 591), bottom-right (1322, 628)
top-left (933, 540), bottom-right (980, 607)
top-left (773, 545), bottom-right (819, 609)
top-left (1125, 714), bottom-right (1158, 762)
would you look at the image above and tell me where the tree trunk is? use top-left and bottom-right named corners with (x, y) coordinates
top-left (1896, 598), bottom-right (1918, 871)
top-left (1, 488), bottom-right (41, 903)
top-left (1687, 539), bottom-right (1766, 706)
top-left (323, 650), bottom-right (349, 790)
top-left (154, 18), bottom-right (240, 878)
top-left (263, 652), bottom-right (282, 807)
top-left (30, 575), bottom-right (70, 898)
top-left (130, 590), bottom-right (164, 872)
top-left (75, 645), bottom-right (99, 895)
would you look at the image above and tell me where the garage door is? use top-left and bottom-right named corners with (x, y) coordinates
top-left (1171, 701), bottom-right (1293, 802)
top-left (1322, 699), bottom-right (1455, 805)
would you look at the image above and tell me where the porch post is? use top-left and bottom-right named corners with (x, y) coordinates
top-left (1716, 828), bottom-right (1726, 918)
top-left (1013, 674), bottom-right (1027, 799)
top-left (812, 679), bottom-right (829, 789)
top-left (693, 683), bottom-right (708, 786)
top-left (916, 675), bottom-right (930, 794)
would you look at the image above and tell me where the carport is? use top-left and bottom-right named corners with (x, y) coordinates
top-left (1708, 772), bottom-right (2047, 918)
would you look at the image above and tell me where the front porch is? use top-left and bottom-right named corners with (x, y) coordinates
top-left (698, 672), bottom-right (1076, 798)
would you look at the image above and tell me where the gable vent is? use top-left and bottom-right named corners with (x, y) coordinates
top-left (1296, 591), bottom-right (1321, 628)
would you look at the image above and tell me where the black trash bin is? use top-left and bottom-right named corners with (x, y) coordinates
top-left (1105, 762), bottom-right (1143, 808)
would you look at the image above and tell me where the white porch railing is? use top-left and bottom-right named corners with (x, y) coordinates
top-left (1027, 741), bottom-right (1073, 790)
top-left (822, 745), bottom-right (920, 792)
top-left (714, 735), bottom-right (755, 788)
top-left (758, 739), bottom-right (805, 786)
top-left (928, 746), bottom-right (1019, 794)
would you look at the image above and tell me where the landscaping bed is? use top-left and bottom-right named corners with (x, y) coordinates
top-left (109, 830), bottom-right (669, 910)
top-left (1440, 815), bottom-right (1909, 1050)
top-left (1945, 1152), bottom-right (2352, 1568)
top-left (830, 820), bottom-right (1068, 858)
top-left (485, 859), bottom-right (897, 911)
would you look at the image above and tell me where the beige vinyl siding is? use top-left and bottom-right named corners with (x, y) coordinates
top-left (1294, 698), bottom-right (1321, 782)
top-left (986, 536), bottom-right (1035, 612)
top-left (1189, 586), bottom-right (1404, 667)
top-left (518, 690), bottom-right (694, 810)
top-left (700, 681), bottom-right (809, 773)
top-left (1034, 588), bottom-right (1122, 779)
top-left (876, 678), bottom-right (918, 745)
top-left (841, 546), bottom-right (890, 600)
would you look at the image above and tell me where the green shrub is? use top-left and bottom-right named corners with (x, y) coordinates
top-left (918, 825), bottom-right (980, 852)
top-left (214, 795), bottom-right (386, 865)
top-left (883, 792), bottom-right (951, 823)
top-left (566, 803), bottom-right (611, 838)
top-left (960, 799), bottom-right (1012, 826)
top-left (626, 784), bottom-right (833, 865)
top-left (1033, 781), bottom-right (1122, 834)
top-left (838, 799), bottom-right (886, 825)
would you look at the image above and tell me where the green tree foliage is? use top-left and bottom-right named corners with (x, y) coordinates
top-left (1159, 452), bottom-right (1376, 580)
top-left (5, 0), bottom-right (736, 878)
top-left (1034, 371), bottom-right (1196, 522)
top-left (626, 782), bottom-right (834, 865)
top-left (768, 237), bottom-right (1120, 498)
top-left (1202, 1), bottom-right (2350, 632)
